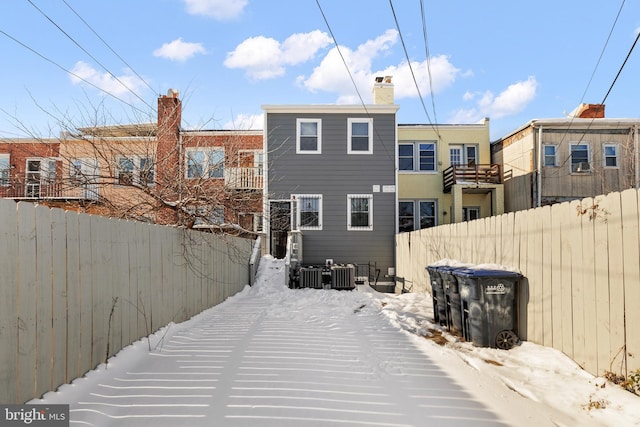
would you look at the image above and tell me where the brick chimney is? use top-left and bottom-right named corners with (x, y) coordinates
top-left (156, 89), bottom-right (182, 223)
top-left (570, 103), bottom-right (605, 119)
top-left (372, 76), bottom-right (394, 105)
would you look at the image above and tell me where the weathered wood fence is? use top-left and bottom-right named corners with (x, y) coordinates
top-left (396, 188), bottom-right (640, 378)
top-left (0, 200), bottom-right (253, 403)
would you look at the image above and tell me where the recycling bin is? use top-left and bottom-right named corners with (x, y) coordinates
top-left (439, 266), bottom-right (463, 334)
top-left (426, 265), bottom-right (447, 326)
top-left (454, 268), bottom-right (523, 349)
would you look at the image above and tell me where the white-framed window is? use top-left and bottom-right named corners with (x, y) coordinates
top-left (398, 200), bottom-right (436, 232)
top-left (294, 194), bottom-right (323, 230)
top-left (186, 148), bottom-right (224, 179)
top-left (347, 118), bottom-right (373, 154)
top-left (296, 119), bottom-right (322, 154)
top-left (449, 144), bottom-right (478, 166)
top-left (347, 194), bottom-right (373, 231)
top-left (239, 212), bottom-right (263, 233)
top-left (399, 142), bottom-right (437, 172)
top-left (570, 143), bottom-right (591, 173)
top-left (188, 205), bottom-right (225, 228)
top-left (0, 154), bottom-right (10, 186)
top-left (116, 156), bottom-right (155, 186)
top-left (463, 207), bottom-right (480, 221)
top-left (603, 144), bottom-right (619, 168)
top-left (543, 145), bottom-right (557, 167)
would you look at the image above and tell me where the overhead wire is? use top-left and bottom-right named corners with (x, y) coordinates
top-left (419, 0), bottom-right (439, 127)
top-left (25, 0), bottom-right (154, 110)
top-left (388, 0), bottom-right (441, 140)
top-left (543, 0), bottom-right (633, 172)
top-left (0, 28), bottom-right (149, 116)
top-left (314, 0), bottom-right (396, 163)
top-left (61, 0), bottom-right (157, 96)
top-left (389, 0), bottom-right (441, 139)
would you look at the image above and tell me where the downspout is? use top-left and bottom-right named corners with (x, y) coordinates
top-left (635, 124), bottom-right (639, 189)
top-left (178, 132), bottom-right (183, 203)
top-left (536, 124), bottom-right (543, 208)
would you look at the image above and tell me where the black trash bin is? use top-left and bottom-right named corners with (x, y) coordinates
top-left (439, 266), bottom-right (463, 335)
top-left (426, 265), bottom-right (447, 326)
top-left (454, 268), bottom-right (523, 349)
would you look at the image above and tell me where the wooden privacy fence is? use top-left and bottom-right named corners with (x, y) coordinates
top-left (396, 188), bottom-right (640, 378)
top-left (0, 200), bottom-right (253, 404)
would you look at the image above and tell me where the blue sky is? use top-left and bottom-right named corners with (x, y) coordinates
top-left (1, 0), bottom-right (639, 140)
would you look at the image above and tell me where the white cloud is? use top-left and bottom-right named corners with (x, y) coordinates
top-left (183, 0), bottom-right (247, 20)
top-left (153, 38), bottom-right (206, 62)
top-left (69, 61), bottom-right (146, 98)
top-left (300, 29), bottom-right (460, 103)
top-left (223, 113), bottom-right (263, 130)
top-left (302, 30), bottom-right (399, 97)
top-left (224, 31), bottom-right (332, 80)
top-left (451, 76), bottom-right (538, 123)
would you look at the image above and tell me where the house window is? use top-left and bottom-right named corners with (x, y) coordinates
top-left (116, 156), bottom-right (155, 186)
top-left (0, 154), bottom-right (10, 186)
top-left (449, 145), bottom-right (477, 166)
top-left (117, 157), bottom-right (135, 185)
top-left (347, 194), bottom-right (373, 231)
top-left (463, 207), bottom-right (480, 221)
top-left (186, 148), bottom-right (224, 179)
top-left (295, 194), bottom-right (322, 230)
top-left (399, 144), bottom-right (414, 171)
top-left (347, 118), bottom-right (373, 154)
top-left (399, 142), bottom-right (437, 172)
top-left (239, 212), bottom-right (263, 232)
top-left (189, 205), bottom-right (225, 228)
top-left (543, 145), bottom-right (557, 167)
top-left (604, 144), bottom-right (618, 168)
top-left (297, 119), bottom-right (322, 153)
top-left (399, 200), bottom-right (436, 232)
top-left (570, 144), bottom-right (590, 173)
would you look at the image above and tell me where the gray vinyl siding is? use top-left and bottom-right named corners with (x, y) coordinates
top-left (267, 111), bottom-right (396, 278)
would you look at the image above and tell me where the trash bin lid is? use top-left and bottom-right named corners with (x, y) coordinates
top-left (454, 268), bottom-right (522, 280)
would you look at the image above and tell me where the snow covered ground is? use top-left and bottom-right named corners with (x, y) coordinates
top-left (33, 256), bottom-right (640, 426)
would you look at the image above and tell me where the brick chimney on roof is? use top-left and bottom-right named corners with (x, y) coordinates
top-left (570, 103), bottom-right (605, 119)
top-left (156, 89), bottom-right (182, 217)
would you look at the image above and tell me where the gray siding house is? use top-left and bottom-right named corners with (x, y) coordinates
top-left (263, 78), bottom-right (399, 287)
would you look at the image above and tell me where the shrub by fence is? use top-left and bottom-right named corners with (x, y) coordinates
top-left (0, 200), bottom-right (253, 403)
top-left (396, 188), bottom-right (640, 379)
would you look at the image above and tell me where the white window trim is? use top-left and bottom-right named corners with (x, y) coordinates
top-left (398, 142), bottom-right (438, 173)
top-left (293, 194), bottom-right (323, 230)
top-left (347, 118), bottom-right (373, 154)
top-left (603, 143), bottom-right (619, 169)
top-left (185, 147), bottom-right (225, 179)
top-left (570, 143), bottom-right (591, 173)
top-left (347, 194), bottom-right (373, 231)
top-left (296, 118), bottom-right (322, 154)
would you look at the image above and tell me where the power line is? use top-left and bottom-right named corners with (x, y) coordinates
top-left (545, 1), bottom-right (633, 173)
top-left (0, 28), bottom-right (149, 116)
top-left (600, 26), bottom-right (639, 105)
top-left (419, 0), bottom-right (440, 126)
top-left (25, 0), bottom-right (154, 110)
top-left (314, 0), bottom-right (396, 163)
top-left (388, 0), bottom-right (441, 140)
top-left (61, 0), bottom-right (157, 97)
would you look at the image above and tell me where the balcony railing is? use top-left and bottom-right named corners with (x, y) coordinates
top-left (0, 179), bottom-right (100, 201)
top-left (225, 167), bottom-right (264, 190)
top-left (443, 164), bottom-right (502, 193)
